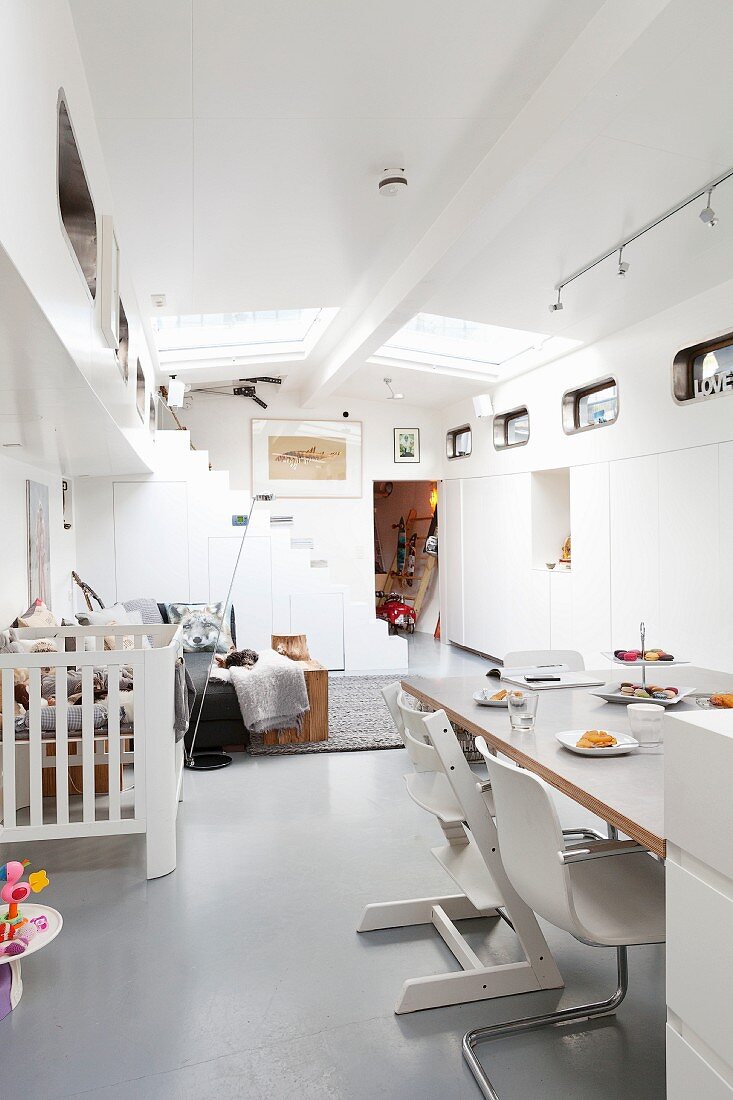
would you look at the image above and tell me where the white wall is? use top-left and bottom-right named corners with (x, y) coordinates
top-left (0, 1), bottom-right (158, 472)
top-left (438, 278), bottom-right (733, 671)
top-left (441, 277), bottom-right (733, 481)
top-left (0, 453), bottom-right (76, 627)
top-left (182, 393), bottom-right (443, 610)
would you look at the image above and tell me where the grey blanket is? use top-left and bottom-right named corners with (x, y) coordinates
top-left (228, 650), bottom-right (309, 735)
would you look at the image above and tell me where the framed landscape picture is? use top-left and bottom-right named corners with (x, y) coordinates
top-left (27, 480), bottom-right (51, 607)
top-left (252, 419), bottom-right (362, 498)
top-left (394, 427), bottom-right (420, 463)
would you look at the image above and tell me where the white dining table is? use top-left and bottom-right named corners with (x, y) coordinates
top-left (401, 667), bottom-right (733, 859)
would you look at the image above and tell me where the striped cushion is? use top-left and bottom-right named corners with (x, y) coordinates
top-left (122, 598), bottom-right (165, 625)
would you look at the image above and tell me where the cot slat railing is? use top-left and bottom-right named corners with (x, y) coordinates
top-left (81, 665), bottom-right (95, 822)
top-left (55, 664), bottom-right (69, 825)
top-left (2, 668), bottom-right (17, 827)
top-left (107, 664), bottom-right (121, 822)
top-left (28, 667), bottom-right (43, 826)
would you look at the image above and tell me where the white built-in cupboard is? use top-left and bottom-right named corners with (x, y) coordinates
top-left (441, 443), bottom-right (732, 670)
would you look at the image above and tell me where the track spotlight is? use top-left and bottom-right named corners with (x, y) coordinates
top-left (699, 189), bottom-right (718, 227)
top-left (548, 289), bottom-right (564, 313)
top-left (617, 248), bottom-right (630, 278)
top-left (384, 377), bottom-right (404, 400)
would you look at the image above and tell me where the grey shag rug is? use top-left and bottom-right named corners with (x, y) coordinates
top-left (247, 674), bottom-right (411, 755)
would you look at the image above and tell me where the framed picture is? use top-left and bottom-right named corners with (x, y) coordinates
top-left (135, 359), bottom-right (146, 421)
top-left (27, 480), bottom-right (51, 608)
top-left (394, 427), bottom-right (420, 463)
top-left (252, 419), bottom-right (362, 498)
top-left (99, 214), bottom-right (120, 350)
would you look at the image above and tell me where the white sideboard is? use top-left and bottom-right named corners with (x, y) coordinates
top-left (665, 711), bottom-right (733, 1098)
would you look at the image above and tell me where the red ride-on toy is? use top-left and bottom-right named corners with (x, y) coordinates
top-left (376, 591), bottom-right (417, 635)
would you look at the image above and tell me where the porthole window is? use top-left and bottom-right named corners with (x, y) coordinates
top-left (446, 424), bottom-right (472, 459)
top-left (493, 407), bottom-right (529, 450)
top-left (672, 331), bottom-right (733, 402)
top-left (57, 93), bottom-right (97, 299)
top-left (562, 378), bottom-right (618, 434)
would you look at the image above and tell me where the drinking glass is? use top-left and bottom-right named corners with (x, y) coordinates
top-left (626, 702), bottom-right (664, 746)
top-left (507, 689), bottom-right (539, 732)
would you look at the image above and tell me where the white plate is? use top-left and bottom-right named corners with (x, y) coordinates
top-left (473, 690), bottom-right (508, 708)
top-left (556, 730), bottom-right (638, 756)
top-left (602, 652), bottom-right (689, 667)
top-left (0, 904), bottom-right (63, 965)
top-left (590, 684), bottom-right (694, 707)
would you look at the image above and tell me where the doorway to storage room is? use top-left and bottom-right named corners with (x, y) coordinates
top-left (373, 480), bottom-right (440, 638)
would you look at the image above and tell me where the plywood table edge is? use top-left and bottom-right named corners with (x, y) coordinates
top-left (401, 679), bottom-right (666, 860)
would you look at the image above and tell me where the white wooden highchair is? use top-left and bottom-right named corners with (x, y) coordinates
top-left (358, 687), bottom-right (564, 1014)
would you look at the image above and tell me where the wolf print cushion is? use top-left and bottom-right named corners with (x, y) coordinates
top-left (165, 602), bottom-right (233, 653)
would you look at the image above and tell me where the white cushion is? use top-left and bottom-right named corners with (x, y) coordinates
top-left (77, 604), bottom-right (135, 627)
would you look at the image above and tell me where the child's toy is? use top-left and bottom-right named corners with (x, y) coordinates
top-left (0, 861), bottom-right (50, 957)
top-left (0, 859), bottom-right (61, 1023)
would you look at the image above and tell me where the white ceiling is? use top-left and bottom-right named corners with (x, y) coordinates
top-left (70, 0), bottom-right (733, 409)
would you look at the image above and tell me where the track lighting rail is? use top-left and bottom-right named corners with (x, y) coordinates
top-left (553, 165), bottom-right (733, 300)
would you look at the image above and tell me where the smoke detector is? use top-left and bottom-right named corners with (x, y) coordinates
top-left (151, 293), bottom-right (167, 309)
top-left (379, 168), bottom-right (408, 197)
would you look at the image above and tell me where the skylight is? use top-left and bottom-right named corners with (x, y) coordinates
top-left (371, 312), bottom-right (578, 380)
top-left (376, 313), bottom-right (546, 372)
top-left (153, 308), bottom-right (338, 366)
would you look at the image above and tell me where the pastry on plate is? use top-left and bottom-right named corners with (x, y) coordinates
top-left (709, 693), bottom-right (733, 709)
top-left (576, 730), bottom-right (617, 749)
top-left (490, 689), bottom-right (508, 702)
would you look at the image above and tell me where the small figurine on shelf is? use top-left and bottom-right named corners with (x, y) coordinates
top-left (0, 860), bottom-right (50, 957)
top-left (560, 535), bottom-right (571, 566)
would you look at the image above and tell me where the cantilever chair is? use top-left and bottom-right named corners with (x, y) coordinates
top-left (358, 694), bottom-right (564, 1014)
top-left (463, 740), bottom-right (665, 1100)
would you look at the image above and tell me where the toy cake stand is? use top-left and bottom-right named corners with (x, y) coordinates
top-left (0, 904), bottom-right (63, 1022)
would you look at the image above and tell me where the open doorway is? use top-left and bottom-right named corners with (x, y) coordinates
top-left (373, 480), bottom-right (439, 637)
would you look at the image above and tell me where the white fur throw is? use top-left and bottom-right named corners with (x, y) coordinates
top-left (228, 649), bottom-right (309, 735)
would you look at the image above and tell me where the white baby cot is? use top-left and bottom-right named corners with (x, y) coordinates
top-left (0, 624), bottom-right (184, 879)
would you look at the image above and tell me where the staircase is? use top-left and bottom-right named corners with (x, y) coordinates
top-left (152, 428), bottom-right (408, 672)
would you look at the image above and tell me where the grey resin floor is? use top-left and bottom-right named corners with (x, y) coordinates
top-left (0, 635), bottom-right (665, 1099)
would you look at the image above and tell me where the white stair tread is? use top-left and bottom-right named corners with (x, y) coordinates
top-left (431, 837), bottom-right (505, 912)
top-left (405, 772), bottom-right (464, 824)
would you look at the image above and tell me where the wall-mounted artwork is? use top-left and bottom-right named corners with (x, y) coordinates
top-left (27, 480), bottom-right (51, 608)
top-left (394, 427), bottom-right (420, 463)
top-left (135, 360), bottom-right (146, 421)
top-left (252, 419), bottom-right (362, 498)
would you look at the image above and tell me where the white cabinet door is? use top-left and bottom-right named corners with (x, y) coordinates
top-left (440, 479), bottom-right (464, 646)
top-left (719, 443), bottom-right (733, 673)
top-left (113, 481), bottom-right (189, 604)
top-left (571, 463), bottom-right (611, 662)
top-left (208, 535), bottom-right (272, 652)
top-left (550, 572), bottom-right (573, 649)
top-left (462, 477), bottom-right (505, 657)
top-left (659, 445), bottom-right (719, 668)
top-left (290, 592), bottom-right (344, 670)
top-left (609, 455), bottom-right (659, 645)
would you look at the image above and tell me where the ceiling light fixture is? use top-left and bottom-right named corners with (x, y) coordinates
top-left (379, 168), bottom-right (408, 197)
top-left (548, 288), bottom-right (564, 313)
top-left (384, 377), bottom-right (404, 400)
top-left (551, 166), bottom-right (732, 309)
top-left (699, 189), bottom-right (718, 228)
top-left (617, 247), bottom-right (630, 277)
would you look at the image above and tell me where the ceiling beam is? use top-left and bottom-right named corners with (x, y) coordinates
top-left (300, 0), bottom-right (674, 407)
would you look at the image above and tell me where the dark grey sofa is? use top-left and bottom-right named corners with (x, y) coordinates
top-left (184, 651), bottom-right (248, 753)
